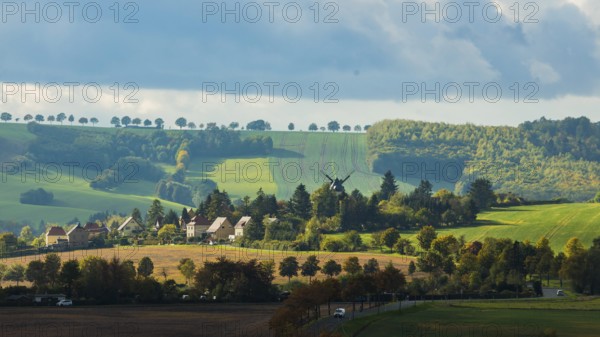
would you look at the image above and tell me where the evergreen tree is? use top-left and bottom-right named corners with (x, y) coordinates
top-left (289, 184), bottom-right (312, 220)
top-left (131, 208), bottom-right (143, 225)
top-left (146, 199), bottom-right (164, 228)
top-left (181, 207), bottom-right (191, 224)
top-left (468, 178), bottom-right (496, 210)
top-left (380, 170), bottom-right (398, 200)
top-left (164, 209), bottom-right (179, 226)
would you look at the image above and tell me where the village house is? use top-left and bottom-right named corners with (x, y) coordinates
top-left (67, 223), bottom-right (88, 249)
top-left (234, 216), bottom-right (252, 237)
top-left (206, 217), bottom-right (234, 241)
top-left (186, 215), bottom-right (211, 239)
top-left (83, 222), bottom-right (109, 237)
top-left (45, 226), bottom-right (67, 247)
top-left (117, 217), bottom-right (144, 236)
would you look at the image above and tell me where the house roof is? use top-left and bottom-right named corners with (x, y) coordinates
top-left (83, 223), bottom-right (109, 232)
top-left (190, 215), bottom-right (210, 226)
top-left (47, 226), bottom-right (66, 236)
top-left (207, 217), bottom-right (230, 233)
top-left (83, 222), bottom-right (100, 230)
top-left (67, 223), bottom-right (85, 235)
top-left (235, 216), bottom-right (252, 229)
top-left (118, 217), bottom-right (143, 231)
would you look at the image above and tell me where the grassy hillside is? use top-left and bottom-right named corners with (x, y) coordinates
top-left (328, 203), bottom-right (600, 252)
top-left (0, 124), bottom-right (399, 225)
top-left (188, 131), bottom-right (414, 200)
top-left (341, 299), bottom-right (600, 337)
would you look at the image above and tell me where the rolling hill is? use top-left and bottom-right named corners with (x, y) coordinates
top-left (329, 203), bottom-right (600, 252)
top-left (0, 124), bottom-right (393, 228)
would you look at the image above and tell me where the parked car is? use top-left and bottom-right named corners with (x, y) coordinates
top-left (557, 289), bottom-right (565, 296)
top-left (56, 299), bottom-right (73, 306)
top-left (333, 308), bottom-right (345, 318)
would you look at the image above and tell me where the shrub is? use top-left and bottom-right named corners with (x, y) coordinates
top-left (19, 188), bottom-right (54, 205)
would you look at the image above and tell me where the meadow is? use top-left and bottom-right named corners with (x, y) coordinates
top-left (339, 297), bottom-right (600, 337)
top-left (327, 203), bottom-right (600, 253)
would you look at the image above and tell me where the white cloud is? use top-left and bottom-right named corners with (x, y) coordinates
top-left (529, 60), bottom-right (561, 84)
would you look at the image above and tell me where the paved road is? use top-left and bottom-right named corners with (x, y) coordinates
top-left (307, 300), bottom-right (420, 337)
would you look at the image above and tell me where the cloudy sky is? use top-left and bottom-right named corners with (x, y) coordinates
top-left (1, 0), bottom-right (599, 129)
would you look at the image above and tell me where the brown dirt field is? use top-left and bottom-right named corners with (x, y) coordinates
top-left (1, 245), bottom-right (420, 284)
top-left (0, 303), bottom-right (280, 337)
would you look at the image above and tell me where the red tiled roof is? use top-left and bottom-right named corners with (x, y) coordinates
top-left (47, 226), bottom-right (66, 236)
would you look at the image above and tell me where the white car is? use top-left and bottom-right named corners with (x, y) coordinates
top-left (56, 299), bottom-right (73, 306)
top-left (333, 308), bottom-right (345, 318)
top-left (557, 290), bottom-right (565, 296)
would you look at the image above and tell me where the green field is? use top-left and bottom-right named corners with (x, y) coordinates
top-left (188, 131), bottom-right (414, 200)
top-left (340, 298), bottom-right (600, 337)
top-left (1, 124), bottom-right (402, 225)
top-left (327, 203), bottom-right (600, 252)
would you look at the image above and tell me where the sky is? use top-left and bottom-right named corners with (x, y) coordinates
top-left (1, 0), bottom-right (599, 129)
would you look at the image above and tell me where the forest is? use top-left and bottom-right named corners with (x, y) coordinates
top-left (367, 117), bottom-right (600, 201)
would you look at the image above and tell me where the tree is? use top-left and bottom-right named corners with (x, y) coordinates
top-left (78, 117), bottom-right (88, 126)
top-left (343, 256), bottom-right (362, 275)
top-left (375, 262), bottom-right (406, 294)
top-left (68, 114), bottom-right (74, 125)
top-left (320, 127), bottom-right (326, 132)
top-left (24, 114), bottom-right (33, 122)
top-left (364, 125), bottom-right (371, 131)
top-left (289, 184), bottom-right (312, 220)
top-left (110, 116), bottom-right (120, 127)
top-left (178, 258), bottom-right (196, 285)
top-left (408, 261), bottom-right (416, 274)
top-left (187, 122), bottom-right (196, 129)
top-left (35, 114), bottom-right (45, 123)
top-left (468, 178), bottom-right (496, 210)
top-left (416, 225), bottom-right (437, 250)
top-left (380, 170), bottom-right (398, 200)
top-left (132, 118), bottom-right (142, 126)
top-left (4, 264), bottom-right (25, 286)
top-left (381, 228), bottom-right (400, 252)
top-left (90, 117), bottom-right (99, 126)
top-left (155, 118), bottom-right (164, 129)
top-left (363, 258), bottom-right (380, 275)
top-left (321, 260), bottom-right (342, 278)
top-left (309, 123), bottom-right (318, 131)
top-left (158, 224), bottom-right (177, 244)
top-left (47, 115), bottom-right (55, 124)
top-left (301, 255), bottom-right (321, 282)
top-left (143, 119), bottom-right (152, 127)
top-left (59, 260), bottom-right (81, 297)
top-left (327, 121), bottom-right (340, 132)
top-left (229, 122), bottom-right (239, 130)
top-left (593, 191), bottom-right (600, 203)
top-left (131, 208), bottom-right (143, 225)
top-left (121, 116), bottom-right (131, 127)
top-left (342, 125), bottom-right (351, 132)
top-left (0, 112), bottom-right (12, 123)
top-left (246, 119), bottom-right (268, 131)
top-left (45, 253), bottom-right (62, 287)
top-left (288, 123), bottom-right (295, 131)
top-left (146, 199), bottom-right (164, 228)
top-left (19, 225), bottom-right (34, 244)
top-left (175, 117), bottom-right (187, 129)
top-left (54, 112), bottom-right (65, 124)
top-left (26, 260), bottom-right (47, 289)
top-left (137, 257), bottom-right (154, 278)
top-left (279, 256), bottom-right (299, 282)
top-left (354, 125), bottom-right (362, 132)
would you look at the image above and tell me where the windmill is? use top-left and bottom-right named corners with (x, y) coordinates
top-left (321, 170), bottom-right (354, 194)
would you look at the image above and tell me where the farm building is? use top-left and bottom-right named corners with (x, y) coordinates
top-left (186, 215), bottom-right (211, 238)
top-left (206, 217), bottom-right (234, 241)
top-left (67, 223), bottom-right (88, 249)
top-left (45, 226), bottom-right (67, 247)
top-left (234, 216), bottom-right (252, 237)
top-left (118, 217), bottom-right (144, 236)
